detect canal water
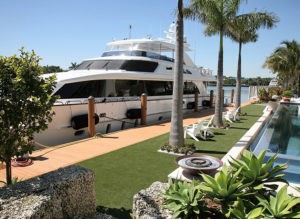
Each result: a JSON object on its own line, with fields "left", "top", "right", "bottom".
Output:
{"left": 208, "top": 86, "right": 249, "bottom": 104}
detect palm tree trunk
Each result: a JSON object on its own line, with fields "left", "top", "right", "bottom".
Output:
{"left": 169, "top": 0, "right": 184, "bottom": 147}
{"left": 5, "top": 159, "right": 12, "bottom": 185}
{"left": 214, "top": 31, "right": 224, "bottom": 127}
{"left": 235, "top": 42, "right": 242, "bottom": 112}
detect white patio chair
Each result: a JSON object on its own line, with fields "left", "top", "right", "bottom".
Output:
{"left": 197, "top": 116, "right": 215, "bottom": 140}
{"left": 184, "top": 123, "right": 202, "bottom": 141}
{"left": 223, "top": 106, "right": 240, "bottom": 123}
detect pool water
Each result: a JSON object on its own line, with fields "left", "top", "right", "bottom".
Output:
{"left": 251, "top": 103, "right": 300, "bottom": 184}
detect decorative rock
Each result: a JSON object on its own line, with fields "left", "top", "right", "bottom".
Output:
{"left": 0, "top": 165, "right": 96, "bottom": 219}
{"left": 132, "top": 181, "right": 172, "bottom": 219}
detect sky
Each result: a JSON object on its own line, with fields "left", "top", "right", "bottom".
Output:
{"left": 0, "top": 0, "right": 299, "bottom": 78}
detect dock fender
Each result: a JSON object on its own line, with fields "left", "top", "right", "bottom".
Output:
{"left": 71, "top": 113, "right": 99, "bottom": 130}
{"left": 126, "top": 108, "right": 141, "bottom": 119}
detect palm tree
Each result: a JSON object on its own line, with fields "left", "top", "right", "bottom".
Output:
{"left": 228, "top": 12, "right": 278, "bottom": 111}
{"left": 69, "top": 62, "right": 79, "bottom": 70}
{"left": 184, "top": 0, "right": 243, "bottom": 127}
{"left": 264, "top": 40, "right": 300, "bottom": 93}
{"left": 169, "top": 0, "right": 184, "bottom": 147}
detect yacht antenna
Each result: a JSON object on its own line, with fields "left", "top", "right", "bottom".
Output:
{"left": 129, "top": 25, "right": 132, "bottom": 39}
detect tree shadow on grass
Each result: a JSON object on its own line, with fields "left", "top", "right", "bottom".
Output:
{"left": 229, "top": 126, "right": 250, "bottom": 130}
{"left": 213, "top": 132, "right": 226, "bottom": 135}
{"left": 96, "top": 206, "right": 131, "bottom": 219}
{"left": 193, "top": 149, "right": 227, "bottom": 155}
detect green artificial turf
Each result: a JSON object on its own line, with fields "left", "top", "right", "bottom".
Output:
{"left": 78, "top": 104, "right": 265, "bottom": 218}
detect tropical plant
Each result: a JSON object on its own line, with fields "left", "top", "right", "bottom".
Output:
{"left": 199, "top": 165, "right": 252, "bottom": 217}
{"left": 184, "top": 0, "right": 244, "bottom": 127}
{"left": 163, "top": 179, "right": 206, "bottom": 219}
{"left": 69, "top": 62, "right": 79, "bottom": 70}
{"left": 256, "top": 185, "right": 300, "bottom": 218}
{"left": 169, "top": 0, "right": 184, "bottom": 148}
{"left": 0, "top": 48, "right": 57, "bottom": 184}
{"left": 230, "top": 198, "right": 264, "bottom": 219}
{"left": 258, "top": 88, "right": 270, "bottom": 101}
{"left": 282, "top": 90, "right": 294, "bottom": 98}
{"left": 229, "top": 150, "right": 288, "bottom": 194}
{"left": 264, "top": 40, "right": 300, "bottom": 93}
{"left": 228, "top": 11, "right": 278, "bottom": 112}
{"left": 0, "top": 177, "right": 22, "bottom": 186}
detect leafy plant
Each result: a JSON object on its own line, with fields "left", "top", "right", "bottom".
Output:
{"left": 282, "top": 90, "right": 294, "bottom": 98}
{"left": 199, "top": 165, "right": 252, "bottom": 217}
{"left": 0, "top": 48, "right": 57, "bottom": 185}
{"left": 258, "top": 88, "right": 270, "bottom": 101}
{"left": 163, "top": 179, "right": 206, "bottom": 219}
{"left": 160, "top": 142, "right": 195, "bottom": 154}
{"left": 257, "top": 185, "right": 300, "bottom": 218}
{"left": 229, "top": 150, "right": 288, "bottom": 193}
{"left": 0, "top": 177, "right": 22, "bottom": 186}
{"left": 230, "top": 198, "right": 264, "bottom": 219}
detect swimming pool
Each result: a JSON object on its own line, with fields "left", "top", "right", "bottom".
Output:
{"left": 251, "top": 103, "right": 300, "bottom": 184}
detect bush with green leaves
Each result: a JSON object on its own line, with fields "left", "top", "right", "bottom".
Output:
{"left": 199, "top": 165, "right": 253, "bottom": 217}
{"left": 282, "top": 90, "right": 294, "bottom": 98}
{"left": 230, "top": 198, "right": 264, "bottom": 219}
{"left": 163, "top": 179, "right": 206, "bottom": 219}
{"left": 258, "top": 88, "right": 270, "bottom": 101}
{"left": 257, "top": 185, "right": 300, "bottom": 218}
{"left": 229, "top": 150, "right": 288, "bottom": 194}
{"left": 163, "top": 150, "right": 299, "bottom": 218}
{"left": 0, "top": 48, "right": 56, "bottom": 185}
{"left": 160, "top": 142, "right": 195, "bottom": 154}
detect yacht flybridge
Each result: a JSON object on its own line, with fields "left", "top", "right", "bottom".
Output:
{"left": 35, "top": 23, "right": 216, "bottom": 146}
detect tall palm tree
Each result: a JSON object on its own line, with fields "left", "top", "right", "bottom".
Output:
{"left": 169, "top": 0, "right": 184, "bottom": 147}
{"left": 264, "top": 40, "right": 300, "bottom": 93}
{"left": 69, "top": 62, "right": 79, "bottom": 70}
{"left": 184, "top": 0, "right": 243, "bottom": 127}
{"left": 228, "top": 12, "right": 278, "bottom": 111}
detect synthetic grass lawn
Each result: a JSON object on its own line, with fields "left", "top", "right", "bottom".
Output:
{"left": 79, "top": 104, "right": 265, "bottom": 218}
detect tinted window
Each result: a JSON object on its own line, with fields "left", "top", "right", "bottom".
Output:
{"left": 54, "top": 80, "right": 199, "bottom": 98}
{"left": 75, "top": 60, "right": 158, "bottom": 72}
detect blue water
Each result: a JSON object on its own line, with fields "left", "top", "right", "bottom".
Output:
{"left": 252, "top": 103, "right": 300, "bottom": 184}
{"left": 208, "top": 86, "right": 249, "bottom": 104}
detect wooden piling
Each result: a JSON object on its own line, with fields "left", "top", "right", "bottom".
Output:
{"left": 209, "top": 90, "right": 214, "bottom": 108}
{"left": 230, "top": 89, "right": 234, "bottom": 104}
{"left": 141, "top": 93, "right": 147, "bottom": 125}
{"left": 88, "top": 96, "right": 95, "bottom": 137}
{"left": 194, "top": 92, "right": 199, "bottom": 112}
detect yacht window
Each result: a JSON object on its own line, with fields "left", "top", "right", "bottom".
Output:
{"left": 74, "top": 60, "right": 158, "bottom": 72}
{"left": 54, "top": 80, "right": 106, "bottom": 98}
{"left": 54, "top": 80, "right": 199, "bottom": 99}
{"left": 101, "top": 50, "right": 174, "bottom": 62}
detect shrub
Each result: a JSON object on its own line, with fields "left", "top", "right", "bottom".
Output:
{"left": 163, "top": 150, "right": 298, "bottom": 218}
{"left": 160, "top": 142, "right": 195, "bottom": 154}
{"left": 282, "top": 90, "right": 294, "bottom": 98}
{"left": 163, "top": 179, "right": 206, "bottom": 219}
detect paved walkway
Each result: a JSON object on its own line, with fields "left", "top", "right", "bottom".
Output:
{"left": 0, "top": 102, "right": 251, "bottom": 182}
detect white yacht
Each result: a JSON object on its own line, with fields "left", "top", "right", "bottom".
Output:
{"left": 269, "top": 78, "right": 279, "bottom": 87}
{"left": 35, "top": 24, "right": 216, "bottom": 146}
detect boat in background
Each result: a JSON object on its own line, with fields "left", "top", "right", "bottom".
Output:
{"left": 35, "top": 23, "right": 216, "bottom": 146}
{"left": 269, "top": 78, "right": 279, "bottom": 87}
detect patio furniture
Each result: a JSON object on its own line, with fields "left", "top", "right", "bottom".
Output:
{"left": 223, "top": 106, "right": 240, "bottom": 123}
{"left": 184, "top": 116, "right": 215, "bottom": 141}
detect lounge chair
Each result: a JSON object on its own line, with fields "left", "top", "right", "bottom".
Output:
{"left": 184, "top": 116, "right": 215, "bottom": 141}
{"left": 197, "top": 116, "right": 215, "bottom": 140}
{"left": 223, "top": 106, "right": 240, "bottom": 123}
{"left": 184, "top": 123, "right": 203, "bottom": 141}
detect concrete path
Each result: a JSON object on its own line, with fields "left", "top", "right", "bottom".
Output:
{"left": 0, "top": 102, "right": 251, "bottom": 183}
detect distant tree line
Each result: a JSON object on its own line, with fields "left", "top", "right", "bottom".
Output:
{"left": 209, "top": 76, "right": 272, "bottom": 86}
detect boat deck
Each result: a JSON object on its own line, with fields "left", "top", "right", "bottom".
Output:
{"left": 0, "top": 102, "right": 251, "bottom": 183}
